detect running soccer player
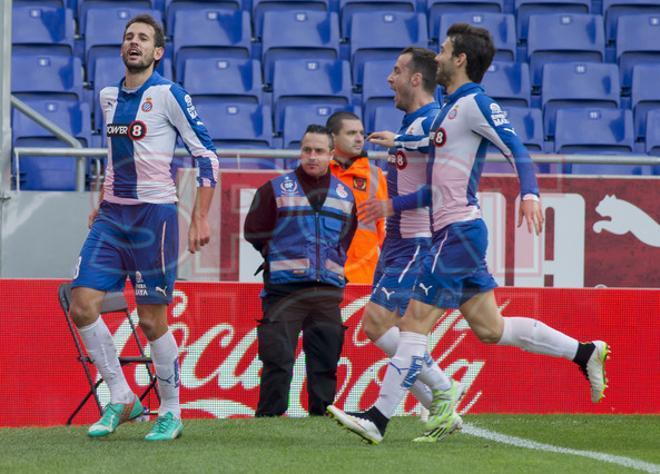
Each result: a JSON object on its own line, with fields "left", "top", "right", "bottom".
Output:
{"left": 328, "top": 47, "right": 462, "bottom": 442}
{"left": 327, "top": 24, "right": 609, "bottom": 444}
{"left": 68, "top": 14, "right": 219, "bottom": 441}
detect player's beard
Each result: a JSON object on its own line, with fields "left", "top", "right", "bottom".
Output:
{"left": 435, "top": 62, "right": 454, "bottom": 89}
{"left": 122, "top": 51, "right": 156, "bottom": 74}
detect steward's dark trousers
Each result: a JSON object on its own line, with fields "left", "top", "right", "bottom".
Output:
{"left": 255, "top": 287, "right": 346, "bottom": 417}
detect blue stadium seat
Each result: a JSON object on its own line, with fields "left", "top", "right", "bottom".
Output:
{"left": 282, "top": 104, "right": 359, "bottom": 148}
{"left": 78, "top": 0, "right": 153, "bottom": 34}
{"left": 646, "top": 109, "right": 660, "bottom": 155}
{"left": 197, "top": 99, "right": 276, "bottom": 169}
{"left": 195, "top": 99, "right": 273, "bottom": 148}
{"left": 13, "top": 138, "right": 79, "bottom": 190}
{"left": 165, "top": 0, "right": 241, "bottom": 33}
{"left": 12, "top": 98, "right": 91, "bottom": 143}
{"left": 541, "top": 62, "right": 619, "bottom": 137}
{"left": 272, "top": 59, "right": 352, "bottom": 131}
{"left": 516, "top": 0, "right": 590, "bottom": 41}
{"left": 12, "top": 98, "right": 92, "bottom": 191}
{"left": 367, "top": 103, "right": 404, "bottom": 134}
{"left": 253, "top": 0, "right": 329, "bottom": 38}
{"left": 527, "top": 13, "right": 605, "bottom": 87}
{"left": 12, "top": 5, "right": 75, "bottom": 55}
{"left": 350, "top": 12, "right": 428, "bottom": 86}
{"left": 437, "top": 13, "right": 516, "bottom": 60}
{"left": 482, "top": 61, "right": 530, "bottom": 108}
{"left": 616, "top": 14, "right": 660, "bottom": 89}
{"left": 183, "top": 58, "right": 262, "bottom": 103}
{"left": 503, "top": 106, "right": 544, "bottom": 152}
{"left": 261, "top": 10, "right": 340, "bottom": 85}
{"left": 11, "top": 53, "right": 83, "bottom": 101}
{"left": 603, "top": 0, "right": 660, "bottom": 43}
{"left": 173, "top": 9, "right": 252, "bottom": 81}
{"left": 554, "top": 107, "right": 634, "bottom": 154}
{"left": 427, "top": 0, "right": 503, "bottom": 40}
{"left": 85, "top": 8, "right": 162, "bottom": 82}
{"left": 483, "top": 107, "right": 546, "bottom": 172}
{"left": 340, "top": 0, "right": 415, "bottom": 39}
{"left": 362, "top": 59, "right": 394, "bottom": 104}
{"left": 631, "top": 64, "right": 660, "bottom": 139}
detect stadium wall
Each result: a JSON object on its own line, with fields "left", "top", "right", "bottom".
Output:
{"left": 1, "top": 280, "right": 658, "bottom": 427}
{"left": 2, "top": 171, "right": 657, "bottom": 287}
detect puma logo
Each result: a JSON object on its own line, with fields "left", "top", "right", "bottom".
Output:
{"left": 593, "top": 195, "right": 660, "bottom": 247}
{"left": 155, "top": 285, "right": 167, "bottom": 296}
{"left": 418, "top": 283, "right": 432, "bottom": 296}
{"left": 381, "top": 287, "right": 395, "bottom": 300}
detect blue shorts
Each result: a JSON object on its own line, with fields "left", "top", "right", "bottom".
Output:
{"left": 370, "top": 237, "right": 431, "bottom": 315}
{"left": 412, "top": 219, "right": 497, "bottom": 309}
{"left": 72, "top": 201, "right": 179, "bottom": 304}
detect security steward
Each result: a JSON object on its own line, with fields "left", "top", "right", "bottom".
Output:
{"left": 327, "top": 111, "right": 387, "bottom": 284}
{"left": 244, "top": 124, "right": 358, "bottom": 417}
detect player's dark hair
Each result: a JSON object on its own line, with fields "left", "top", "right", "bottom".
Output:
{"left": 326, "top": 111, "right": 361, "bottom": 135}
{"left": 446, "top": 23, "right": 496, "bottom": 83}
{"left": 124, "top": 14, "right": 166, "bottom": 67}
{"left": 400, "top": 47, "right": 437, "bottom": 95}
{"left": 303, "top": 124, "right": 334, "bottom": 149}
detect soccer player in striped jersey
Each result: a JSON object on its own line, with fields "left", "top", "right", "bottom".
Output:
{"left": 68, "top": 14, "right": 219, "bottom": 441}
{"left": 328, "top": 26, "right": 609, "bottom": 444}
{"left": 328, "top": 47, "right": 462, "bottom": 443}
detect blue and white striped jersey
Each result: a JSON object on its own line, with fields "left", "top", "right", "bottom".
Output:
{"left": 100, "top": 72, "right": 219, "bottom": 204}
{"left": 428, "top": 82, "right": 539, "bottom": 232}
{"left": 386, "top": 101, "right": 440, "bottom": 240}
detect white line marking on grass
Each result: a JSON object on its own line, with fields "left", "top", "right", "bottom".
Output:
{"left": 462, "top": 423, "right": 660, "bottom": 474}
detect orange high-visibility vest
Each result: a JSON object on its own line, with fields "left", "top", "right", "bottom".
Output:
{"left": 330, "top": 156, "right": 387, "bottom": 284}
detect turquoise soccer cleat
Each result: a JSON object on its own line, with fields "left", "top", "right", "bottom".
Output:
{"left": 88, "top": 398, "right": 145, "bottom": 438}
{"left": 144, "top": 412, "right": 184, "bottom": 441}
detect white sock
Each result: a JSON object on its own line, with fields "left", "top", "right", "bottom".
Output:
{"left": 375, "top": 328, "right": 450, "bottom": 407}
{"left": 498, "top": 317, "right": 579, "bottom": 360}
{"left": 374, "top": 331, "right": 428, "bottom": 418}
{"left": 149, "top": 330, "right": 181, "bottom": 418}
{"left": 78, "top": 318, "right": 134, "bottom": 404}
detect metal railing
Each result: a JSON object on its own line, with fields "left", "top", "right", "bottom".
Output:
{"left": 12, "top": 145, "right": 660, "bottom": 192}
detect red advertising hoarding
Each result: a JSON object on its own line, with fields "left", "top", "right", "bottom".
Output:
{"left": 219, "top": 172, "right": 660, "bottom": 287}
{"left": 1, "top": 280, "right": 658, "bottom": 427}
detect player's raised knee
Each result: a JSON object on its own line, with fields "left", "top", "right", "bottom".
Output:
{"left": 473, "top": 325, "right": 502, "bottom": 344}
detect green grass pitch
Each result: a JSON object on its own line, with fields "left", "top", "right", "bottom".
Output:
{"left": 1, "top": 415, "right": 658, "bottom": 473}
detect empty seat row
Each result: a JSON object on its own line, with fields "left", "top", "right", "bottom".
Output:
{"left": 15, "top": 0, "right": 660, "bottom": 43}
{"left": 14, "top": 6, "right": 660, "bottom": 90}
{"left": 13, "top": 46, "right": 660, "bottom": 140}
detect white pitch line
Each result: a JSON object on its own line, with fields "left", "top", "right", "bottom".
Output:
{"left": 462, "top": 423, "right": 660, "bottom": 474}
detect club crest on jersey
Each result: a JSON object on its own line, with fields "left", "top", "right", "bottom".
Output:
{"left": 141, "top": 98, "right": 153, "bottom": 112}
{"left": 432, "top": 127, "right": 447, "bottom": 147}
{"left": 280, "top": 177, "right": 298, "bottom": 195}
{"left": 448, "top": 107, "right": 458, "bottom": 120}
{"left": 336, "top": 183, "right": 348, "bottom": 199}
{"left": 106, "top": 120, "right": 147, "bottom": 141}
{"left": 353, "top": 177, "right": 367, "bottom": 191}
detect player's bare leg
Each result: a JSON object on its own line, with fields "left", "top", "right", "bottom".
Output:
{"left": 460, "top": 290, "right": 610, "bottom": 402}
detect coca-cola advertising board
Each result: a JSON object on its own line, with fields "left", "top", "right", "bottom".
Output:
{"left": 1, "top": 280, "right": 658, "bottom": 427}
{"left": 218, "top": 172, "right": 660, "bottom": 287}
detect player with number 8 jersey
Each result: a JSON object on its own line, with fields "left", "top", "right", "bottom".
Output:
{"left": 69, "top": 14, "right": 218, "bottom": 442}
